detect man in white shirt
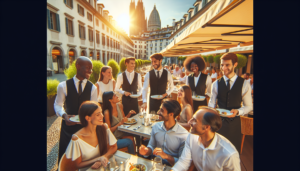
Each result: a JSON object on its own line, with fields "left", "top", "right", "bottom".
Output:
{"left": 172, "top": 107, "right": 241, "bottom": 171}
{"left": 172, "top": 65, "right": 182, "bottom": 77}
{"left": 208, "top": 53, "right": 253, "bottom": 153}
{"left": 139, "top": 99, "right": 189, "bottom": 166}
{"left": 54, "top": 56, "right": 98, "bottom": 163}
{"left": 179, "top": 70, "right": 190, "bottom": 84}
{"left": 141, "top": 53, "right": 174, "bottom": 113}
{"left": 243, "top": 73, "right": 251, "bottom": 83}
{"left": 115, "top": 57, "right": 142, "bottom": 117}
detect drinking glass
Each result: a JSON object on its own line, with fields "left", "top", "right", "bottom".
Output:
{"left": 153, "top": 157, "right": 163, "bottom": 171}
{"left": 192, "top": 91, "right": 196, "bottom": 97}
{"left": 150, "top": 111, "right": 156, "bottom": 122}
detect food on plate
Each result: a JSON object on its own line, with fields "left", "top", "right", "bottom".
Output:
{"left": 125, "top": 119, "right": 136, "bottom": 123}
{"left": 129, "top": 163, "right": 146, "bottom": 171}
{"left": 139, "top": 115, "right": 144, "bottom": 119}
{"left": 216, "top": 110, "right": 220, "bottom": 114}
{"left": 222, "top": 112, "right": 227, "bottom": 115}
{"left": 151, "top": 115, "right": 159, "bottom": 120}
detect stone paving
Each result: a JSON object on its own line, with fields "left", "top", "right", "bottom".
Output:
{"left": 47, "top": 115, "right": 62, "bottom": 171}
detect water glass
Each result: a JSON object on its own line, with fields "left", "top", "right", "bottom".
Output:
{"left": 153, "top": 157, "right": 163, "bottom": 171}
{"left": 192, "top": 91, "right": 196, "bottom": 97}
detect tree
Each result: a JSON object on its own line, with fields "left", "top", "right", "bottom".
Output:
{"left": 236, "top": 54, "right": 247, "bottom": 69}
{"left": 107, "top": 59, "right": 120, "bottom": 80}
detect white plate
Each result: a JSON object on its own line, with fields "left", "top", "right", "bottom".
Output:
{"left": 128, "top": 163, "right": 147, "bottom": 171}
{"left": 216, "top": 108, "right": 233, "bottom": 117}
{"left": 124, "top": 118, "right": 137, "bottom": 125}
{"left": 173, "top": 80, "right": 181, "bottom": 82}
{"left": 192, "top": 95, "right": 206, "bottom": 101}
{"left": 151, "top": 95, "right": 164, "bottom": 99}
{"left": 69, "top": 115, "right": 80, "bottom": 123}
{"left": 130, "top": 94, "right": 140, "bottom": 98}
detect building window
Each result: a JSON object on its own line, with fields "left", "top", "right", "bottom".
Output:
{"left": 160, "top": 47, "right": 162, "bottom": 50}
{"left": 160, "top": 43, "right": 162, "bottom": 46}
{"left": 88, "top": 28, "right": 93, "bottom": 42}
{"left": 96, "top": 32, "right": 100, "bottom": 44}
{"left": 87, "top": 12, "right": 92, "bottom": 21}
{"left": 135, "top": 50, "right": 137, "bottom": 53}
{"left": 79, "top": 24, "right": 85, "bottom": 39}
{"left": 64, "top": 0, "right": 73, "bottom": 8}
{"left": 102, "top": 23, "right": 105, "bottom": 30}
{"left": 96, "top": 19, "right": 99, "bottom": 26}
{"left": 135, "top": 41, "right": 137, "bottom": 43}
{"left": 195, "top": 4, "right": 199, "bottom": 13}
{"left": 107, "top": 27, "right": 109, "bottom": 32}
{"left": 47, "top": 9, "right": 60, "bottom": 32}
{"left": 135, "top": 45, "right": 137, "bottom": 48}
{"left": 155, "top": 43, "right": 157, "bottom": 46}
{"left": 65, "top": 18, "right": 73, "bottom": 35}
{"left": 102, "top": 33, "right": 105, "bottom": 45}
{"left": 78, "top": 5, "right": 84, "bottom": 16}
{"left": 144, "top": 46, "right": 146, "bottom": 48}
{"left": 107, "top": 36, "right": 110, "bottom": 47}
{"left": 188, "top": 12, "right": 191, "bottom": 20}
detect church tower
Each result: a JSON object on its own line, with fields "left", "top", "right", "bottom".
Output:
{"left": 148, "top": 4, "right": 161, "bottom": 31}
{"left": 129, "top": 0, "right": 147, "bottom": 36}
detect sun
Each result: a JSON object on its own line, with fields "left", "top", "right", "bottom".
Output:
{"left": 116, "top": 13, "right": 130, "bottom": 35}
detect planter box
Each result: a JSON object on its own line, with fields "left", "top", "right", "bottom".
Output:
{"left": 47, "top": 94, "right": 57, "bottom": 117}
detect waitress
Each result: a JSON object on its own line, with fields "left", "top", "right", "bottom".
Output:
{"left": 184, "top": 55, "right": 212, "bottom": 112}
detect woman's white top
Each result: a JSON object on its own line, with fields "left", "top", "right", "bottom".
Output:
{"left": 97, "top": 80, "right": 114, "bottom": 103}
{"left": 65, "top": 128, "right": 117, "bottom": 171}
{"left": 211, "top": 72, "right": 218, "bottom": 79}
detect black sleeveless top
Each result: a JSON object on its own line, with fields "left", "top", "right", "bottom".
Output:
{"left": 122, "top": 72, "right": 138, "bottom": 94}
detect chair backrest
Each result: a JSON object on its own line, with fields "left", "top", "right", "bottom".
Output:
{"left": 240, "top": 116, "right": 253, "bottom": 135}
{"left": 58, "top": 153, "right": 78, "bottom": 171}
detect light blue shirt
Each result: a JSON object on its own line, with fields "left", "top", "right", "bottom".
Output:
{"left": 146, "top": 121, "right": 189, "bottom": 163}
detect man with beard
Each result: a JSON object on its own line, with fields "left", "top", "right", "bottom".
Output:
{"left": 208, "top": 53, "right": 252, "bottom": 153}
{"left": 171, "top": 107, "right": 240, "bottom": 171}
{"left": 139, "top": 99, "right": 189, "bottom": 166}
{"left": 243, "top": 73, "right": 250, "bottom": 83}
{"left": 54, "top": 57, "right": 98, "bottom": 163}
{"left": 141, "top": 53, "right": 174, "bottom": 113}
{"left": 184, "top": 55, "right": 212, "bottom": 112}
{"left": 115, "top": 57, "right": 142, "bottom": 117}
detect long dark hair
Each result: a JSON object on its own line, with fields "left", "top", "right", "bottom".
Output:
{"left": 78, "top": 101, "right": 108, "bottom": 156}
{"left": 102, "top": 91, "right": 114, "bottom": 126}
{"left": 99, "top": 66, "right": 112, "bottom": 82}
{"left": 181, "top": 85, "right": 194, "bottom": 113}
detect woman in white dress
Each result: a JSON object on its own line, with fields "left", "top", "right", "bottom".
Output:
{"left": 176, "top": 85, "right": 194, "bottom": 128}
{"left": 211, "top": 68, "right": 218, "bottom": 82}
{"left": 95, "top": 66, "right": 116, "bottom": 104}
{"left": 65, "top": 101, "right": 118, "bottom": 171}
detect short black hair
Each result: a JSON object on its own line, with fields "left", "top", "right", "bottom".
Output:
{"left": 198, "top": 107, "right": 222, "bottom": 132}
{"left": 150, "top": 53, "right": 163, "bottom": 60}
{"left": 161, "top": 99, "right": 182, "bottom": 118}
{"left": 184, "top": 55, "right": 206, "bottom": 72}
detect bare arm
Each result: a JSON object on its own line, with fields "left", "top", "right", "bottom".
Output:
{"left": 178, "top": 105, "right": 193, "bottom": 128}
{"left": 119, "top": 103, "right": 134, "bottom": 118}
{"left": 113, "top": 80, "right": 116, "bottom": 91}
{"left": 102, "top": 124, "right": 118, "bottom": 159}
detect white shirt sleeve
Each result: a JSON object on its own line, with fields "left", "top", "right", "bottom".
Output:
{"left": 54, "top": 82, "right": 67, "bottom": 117}
{"left": 107, "top": 128, "right": 117, "bottom": 145}
{"left": 91, "top": 85, "right": 98, "bottom": 102}
{"left": 137, "top": 74, "right": 143, "bottom": 96}
{"left": 223, "top": 152, "right": 241, "bottom": 171}
{"left": 166, "top": 71, "right": 175, "bottom": 96}
{"left": 172, "top": 134, "right": 192, "bottom": 171}
{"left": 65, "top": 138, "right": 81, "bottom": 161}
{"left": 115, "top": 74, "right": 125, "bottom": 95}
{"left": 186, "top": 76, "right": 189, "bottom": 86}
{"left": 142, "top": 72, "right": 150, "bottom": 103}
{"left": 145, "top": 126, "right": 156, "bottom": 158}
{"left": 206, "top": 75, "right": 212, "bottom": 97}
{"left": 238, "top": 80, "right": 253, "bottom": 115}
{"left": 208, "top": 80, "right": 218, "bottom": 108}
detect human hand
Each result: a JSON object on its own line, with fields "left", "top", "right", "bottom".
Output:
{"left": 98, "top": 156, "right": 108, "bottom": 167}
{"left": 153, "top": 148, "right": 168, "bottom": 159}
{"left": 91, "top": 161, "right": 102, "bottom": 169}
{"left": 162, "top": 93, "right": 168, "bottom": 98}
{"left": 227, "top": 109, "right": 239, "bottom": 118}
{"left": 128, "top": 110, "right": 136, "bottom": 117}
{"left": 62, "top": 114, "right": 78, "bottom": 126}
{"left": 125, "top": 92, "right": 131, "bottom": 96}
{"left": 141, "top": 103, "right": 147, "bottom": 111}
{"left": 139, "top": 145, "right": 149, "bottom": 156}
{"left": 119, "top": 117, "right": 127, "bottom": 125}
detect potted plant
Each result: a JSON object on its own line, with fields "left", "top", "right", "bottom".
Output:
{"left": 47, "top": 79, "right": 60, "bottom": 117}
{"left": 119, "top": 57, "right": 127, "bottom": 72}
{"left": 107, "top": 59, "right": 120, "bottom": 80}
{"left": 236, "top": 54, "right": 248, "bottom": 76}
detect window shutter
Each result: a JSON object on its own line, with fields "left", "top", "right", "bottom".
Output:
{"left": 71, "top": 0, "right": 73, "bottom": 8}
{"left": 64, "top": 0, "right": 66, "bottom": 4}
{"left": 65, "top": 18, "right": 68, "bottom": 34}
{"left": 78, "top": 4, "right": 79, "bottom": 13}
{"left": 47, "top": 9, "right": 52, "bottom": 29}
{"left": 56, "top": 14, "right": 60, "bottom": 32}
{"left": 79, "top": 25, "right": 81, "bottom": 38}
{"left": 84, "top": 27, "right": 86, "bottom": 39}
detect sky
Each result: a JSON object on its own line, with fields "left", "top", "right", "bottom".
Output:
{"left": 97, "top": 0, "right": 196, "bottom": 35}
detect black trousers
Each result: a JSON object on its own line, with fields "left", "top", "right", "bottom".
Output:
{"left": 58, "top": 119, "right": 83, "bottom": 163}
{"left": 217, "top": 116, "right": 241, "bottom": 153}
{"left": 192, "top": 99, "right": 207, "bottom": 113}
{"left": 149, "top": 98, "right": 163, "bottom": 113}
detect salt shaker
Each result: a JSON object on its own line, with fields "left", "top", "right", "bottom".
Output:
{"left": 119, "top": 161, "right": 125, "bottom": 171}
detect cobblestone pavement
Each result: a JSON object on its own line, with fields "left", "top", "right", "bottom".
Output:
{"left": 47, "top": 115, "right": 62, "bottom": 171}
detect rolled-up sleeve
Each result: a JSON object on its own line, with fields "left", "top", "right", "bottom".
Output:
{"left": 142, "top": 72, "right": 150, "bottom": 103}
{"left": 145, "top": 126, "right": 157, "bottom": 158}
{"left": 223, "top": 152, "right": 241, "bottom": 171}
{"left": 238, "top": 80, "right": 253, "bottom": 115}
{"left": 172, "top": 134, "right": 192, "bottom": 171}
{"left": 205, "top": 75, "right": 212, "bottom": 97}
{"left": 54, "top": 82, "right": 66, "bottom": 117}
{"left": 166, "top": 71, "right": 174, "bottom": 95}
{"left": 208, "top": 80, "right": 218, "bottom": 108}
{"left": 91, "top": 85, "right": 98, "bottom": 102}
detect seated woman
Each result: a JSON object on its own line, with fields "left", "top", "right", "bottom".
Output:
{"left": 96, "top": 66, "right": 116, "bottom": 106}
{"left": 65, "top": 101, "right": 117, "bottom": 171}
{"left": 211, "top": 68, "right": 218, "bottom": 82}
{"left": 102, "top": 91, "right": 136, "bottom": 155}
{"left": 176, "top": 85, "right": 194, "bottom": 128}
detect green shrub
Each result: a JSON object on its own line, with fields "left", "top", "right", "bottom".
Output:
{"left": 236, "top": 54, "right": 248, "bottom": 69}
{"left": 107, "top": 59, "right": 120, "bottom": 80}
{"left": 214, "top": 54, "right": 222, "bottom": 64}
{"left": 202, "top": 56, "right": 207, "bottom": 62}
{"left": 64, "top": 59, "right": 104, "bottom": 84}
{"left": 119, "top": 57, "right": 126, "bottom": 72}
{"left": 207, "top": 55, "right": 214, "bottom": 64}
{"left": 47, "top": 79, "right": 60, "bottom": 99}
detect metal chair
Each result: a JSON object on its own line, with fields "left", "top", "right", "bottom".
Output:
{"left": 240, "top": 115, "right": 253, "bottom": 154}
{"left": 58, "top": 153, "right": 78, "bottom": 171}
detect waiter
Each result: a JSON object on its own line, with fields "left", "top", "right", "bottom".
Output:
{"left": 208, "top": 53, "right": 253, "bottom": 153}
{"left": 184, "top": 55, "right": 212, "bottom": 112}
{"left": 115, "top": 57, "right": 142, "bottom": 117}
{"left": 141, "top": 53, "right": 174, "bottom": 113}
{"left": 54, "top": 56, "right": 98, "bottom": 163}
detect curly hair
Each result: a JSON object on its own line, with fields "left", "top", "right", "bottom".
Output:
{"left": 183, "top": 55, "right": 206, "bottom": 72}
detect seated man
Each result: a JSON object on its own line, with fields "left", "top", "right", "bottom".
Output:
{"left": 179, "top": 70, "right": 190, "bottom": 84}
{"left": 139, "top": 99, "right": 189, "bottom": 166}
{"left": 172, "top": 65, "right": 182, "bottom": 77}
{"left": 172, "top": 107, "right": 241, "bottom": 171}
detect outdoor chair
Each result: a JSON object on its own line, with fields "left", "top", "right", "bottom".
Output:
{"left": 58, "top": 153, "right": 78, "bottom": 171}
{"left": 240, "top": 116, "right": 253, "bottom": 154}
{"left": 118, "top": 147, "right": 129, "bottom": 153}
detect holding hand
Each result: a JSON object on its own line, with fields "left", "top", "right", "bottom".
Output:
{"left": 141, "top": 103, "right": 147, "bottom": 111}
{"left": 62, "top": 114, "right": 78, "bottom": 126}
{"left": 124, "top": 92, "right": 131, "bottom": 96}
{"left": 153, "top": 148, "right": 168, "bottom": 159}
{"left": 119, "top": 117, "right": 128, "bottom": 125}
{"left": 162, "top": 93, "right": 168, "bottom": 98}
{"left": 227, "top": 109, "right": 239, "bottom": 118}
{"left": 97, "top": 156, "right": 108, "bottom": 167}
{"left": 91, "top": 161, "right": 102, "bottom": 169}
{"left": 139, "top": 145, "right": 149, "bottom": 156}
{"left": 127, "top": 110, "right": 136, "bottom": 117}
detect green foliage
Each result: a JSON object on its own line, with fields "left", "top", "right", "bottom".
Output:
{"left": 214, "top": 54, "right": 222, "bottom": 64}
{"left": 207, "top": 55, "right": 214, "bottom": 64}
{"left": 202, "top": 56, "right": 208, "bottom": 62}
{"left": 119, "top": 57, "right": 127, "bottom": 72}
{"left": 236, "top": 54, "right": 248, "bottom": 69}
{"left": 107, "top": 59, "right": 120, "bottom": 80}
{"left": 64, "top": 59, "right": 104, "bottom": 84}
{"left": 47, "top": 79, "right": 60, "bottom": 98}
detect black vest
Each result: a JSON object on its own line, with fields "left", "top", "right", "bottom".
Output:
{"left": 188, "top": 73, "right": 207, "bottom": 96}
{"left": 65, "top": 78, "right": 93, "bottom": 114}
{"left": 122, "top": 72, "right": 138, "bottom": 94}
{"left": 217, "top": 76, "right": 244, "bottom": 110}
{"left": 121, "top": 72, "right": 139, "bottom": 115}
{"left": 149, "top": 69, "right": 168, "bottom": 95}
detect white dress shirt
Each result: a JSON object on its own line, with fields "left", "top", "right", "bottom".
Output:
{"left": 179, "top": 76, "right": 187, "bottom": 83}
{"left": 211, "top": 72, "right": 218, "bottom": 79}
{"left": 145, "top": 121, "right": 189, "bottom": 163}
{"left": 173, "top": 69, "right": 182, "bottom": 77}
{"left": 115, "top": 69, "right": 143, "bottom": 95}
{"left": 142, "top": 68, "right": 174, "bottom": 103}
{"left": 186, "top": 72, "right": 212, "bottom": 97}
{"left": 208, "top": 74, "right": 253, "bottom": 115}
{"left": 54, "top": 76, "right": 98, "bottom": 117}
{"left": 172, "top": 133, "right": 241, "bottom": 171}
